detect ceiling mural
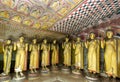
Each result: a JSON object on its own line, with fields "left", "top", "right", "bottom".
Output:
{"left": 0, "top": 0, "right": 82, "bottom": 29}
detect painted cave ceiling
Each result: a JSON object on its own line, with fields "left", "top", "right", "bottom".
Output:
{"left": 0, "top": 0, "right": 120, "bottom": 40}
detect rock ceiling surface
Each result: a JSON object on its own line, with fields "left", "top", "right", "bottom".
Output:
{"left": 0, "top": 0, "right": 120, "bottom": 40}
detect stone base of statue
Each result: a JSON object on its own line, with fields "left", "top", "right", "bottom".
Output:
{"left": 85, "top": 72, "right": 99, "bottom": 81}
{"left": 61, "top": 66, "right": 70, "bottom": 74}
{"left": 41, "top": 68, "right": 50, "bottom": 76}
{"left": 72, "top": 69, "right": 81, "bottom": 75}
{"left": 28, "top": 71, "right": 39, "bottom": 80}
{"left": 100, "top": 72, "right": 108, "bottom": 77}
{"left": 51, "top": 66, "right": 59, "bottom": 73}
{"left": 13, "top": 74, "right": 25, "bottom": 80}
{"left": 0, "top": 73, "right": 11, "bottom": 81}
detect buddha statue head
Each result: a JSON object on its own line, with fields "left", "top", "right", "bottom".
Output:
{"left": 33, "top": 38, "right": 37, "bottom": 44}
{"left": 77, "top": 37, "right": 80, "bottom": 42}
{"left": 65, "top": 37, "right": 69, "bottom": 42}
{"left": 43, "top": 39, "right": 47, "bottom": 44}
{"left": 53, "top": 40, "right": 56, "bottom": 44}
{"left": 106, "top": 30, "right": 113, "bottom": 39}
{"left": 19, "top": 36, "right": 24, "bottom": 43}
{"left": 89, "top": 32, "right": 95, "bottom": 40}
{"left": 6, "top": 39, "right": 11, "bottom": 44}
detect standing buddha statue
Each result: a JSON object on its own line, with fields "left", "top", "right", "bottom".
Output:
{"left": 41, "top": 39, "right": 50, "bottom": 71}
{"left": 51, "top": 40, "right": 59, "bottom": 67}
{"left": 2, "top": 39, "right": 13, "bottom": 75}
{"left": 101, "top": 30, "right": 117, "bottom": 78}
{"left": 14, "top": 36, "right": 28, "bottom": 78}
{"left": 62, "top": 37, "right": 71, "bottom": 67}
{"left": 85, "top": 32, "right": 100, "bottom": 74}
{"left": 29, "top": 39, "right": 40, "bottom": 73}
{"left": 73, "top": 37, "right": 83, "bottom": 72}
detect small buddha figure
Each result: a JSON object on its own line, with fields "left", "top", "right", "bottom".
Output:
{"left": 41, "top": 39, "right": 50, "bottom": 71}
{"left": 1, "top": 0, "right": 15, "bottom": 8}
{"left": 18, "top": 4, "right": 29, "bottom": 14}
{"left": 62, "top": 37, "right": 71, "bottom": 67}
{"left": 101, "top": 30, "right": 117, "bottom": 78}
{"left": 73, "top": 37, "right": 83, "bottom": 71}
{"left": 14, "top": 36, "right": 28, "bottom": 78}
{"left": 85, "top": 32, "right": 100, "bottom": 74}
{"left": 29, "top": 39, "right": 40, "bottom": 73}
{"left": 2, "top": 39, "right": 13, "bottom": 75}
{"left": 51, "top": 40, "right": 59, "bottom": 67}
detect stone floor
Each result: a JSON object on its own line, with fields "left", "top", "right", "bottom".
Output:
{"left": 0, "top": 70, "right": 120, "bottom": 82}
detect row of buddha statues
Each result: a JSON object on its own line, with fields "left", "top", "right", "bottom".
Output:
{"left": 1, "top": 30, "right": 120, "bottom": 79}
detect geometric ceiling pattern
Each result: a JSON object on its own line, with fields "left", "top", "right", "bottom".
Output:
{"left": 49, "top": 0, "right": 120, "bottom": 35}
{"left": 0, "top": 0, "right": 82, "bottom": 29}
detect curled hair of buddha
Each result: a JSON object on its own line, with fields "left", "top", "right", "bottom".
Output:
{"left": 6, "top": 38, "right": 12, "bottom": 41}
{"left": 106, "top": 29, "right": 113, "bottom": 33}
{"left": 106, "top": 26, "right": 113, "bottom": 32}
{"left": 90, "top": 32, "right": 95, "bottom": 34}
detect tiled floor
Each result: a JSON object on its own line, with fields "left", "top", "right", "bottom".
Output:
{"left": 0, "top": 70, "right": 120, "bottom": 82}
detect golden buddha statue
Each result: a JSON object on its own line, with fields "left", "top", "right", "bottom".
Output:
{"left": 73, "top": 37, "right": 83, "bottom": 70}
{"left": 41, "top": 39, "right": 50, "bottom": 70}
{"left": 14, "top": 36, "right": 28, "bottom": 78}
{"left": 101, "top": 30, "right": 117, "bottom": 78}
{"left": 29, "top": 39, "right": 40, "bottom": 73}
{"left": 2, "top": 39, "right": 13, "bottom": 75}
{"left": 51, "top": 40, "right": 59, "bottom": 67}
{"left": 118, "top": 39, "right": 120, "bottom": 78}
{"left": 85, "top": 32, "right": 100, "bottom": 74}
{"left": 62, "top": 37, "right": 71, "bottom": 67}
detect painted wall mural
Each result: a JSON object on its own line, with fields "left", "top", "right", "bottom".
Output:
{"left": 0, "top": 0, "right": 82, "bottom": 29}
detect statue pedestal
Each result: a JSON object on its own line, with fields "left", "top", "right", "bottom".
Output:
{"left": 28, "top": 72, "right": 39, "bottom": 80}
{"left": 61, "top": 66, "right": 70, "bottom": 74}
{"left": 0, "top": 74, "right": 11, "bottom": 81}
{"left": 100, "top": 73, "right": 108, "bottom": 77}
{"left": 41, "top": 68, "right": 50, "bottom": 76}
{"left": 12, "top": 73, "right": 25, "bottom": 80}
{"left": 13, "top": 76, "right": 25, "bottom": 80}
{"left": 72, "top": 69, "right": 81, "bottom": 75}
{"left": 85, "top": 72, "right": 99, "bottom": 81}
{"left": 51, "top": 66, "right": 59, "bottom": 73}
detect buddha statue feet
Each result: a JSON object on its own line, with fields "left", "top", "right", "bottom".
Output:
{"left": 20, "top": 72, "right": 24, "bottom": 77}
{"left": 34, "top": 69, "right": 37, "bottom": 73}
{"left": 45, "top": 68, "right": 50, "bottom": 71}
{"left": 30, "top": 70, "right": 34, "bottom": 74}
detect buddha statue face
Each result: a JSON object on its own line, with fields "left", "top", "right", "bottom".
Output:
{"left": 43, "top": 39, "right": 47, "bottom": 44}
{"left": 33, "top": 39, "right": 37, "bottom": 44}
{"left": 7, "top": 39, "right": 11, "bottom": 44}
{"left": 89, "top": 33, "right": 95, "bottom": 40}
{"left": 106, "top": 30, "right": 113, "bottom": 39}
{"left": 65, "top": 38, "right": 69, "bottom": 42}
{"left": 77, "top": 37, "right": 80, "bottom": 42}
{"left": 19, "top": 36, "right": 24, "bottom": 43}
{"left": 53, "top": 40, "right": 56, "bottom": 44}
